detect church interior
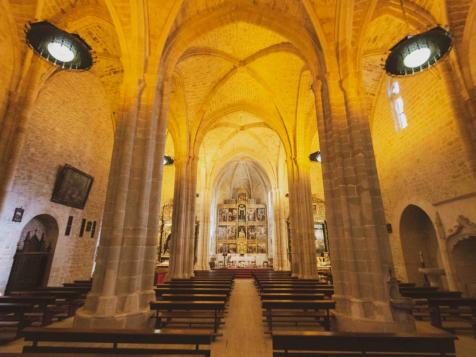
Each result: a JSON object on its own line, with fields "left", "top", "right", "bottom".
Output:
{"left": 0, "top": 0, "right": 476, "bottom": 355}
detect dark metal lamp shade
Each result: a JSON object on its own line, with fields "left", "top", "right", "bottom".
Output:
{"left": 163, "top": 156, "right": 174, "bottom": 165}
{"left": 26, "top": 21, "right": 93, "bottom": 70}
{"left": 385, "top": 26, "right": 452, "bottom": 76}
{"left": 309, "top": 151, "right": 321, "bottom": 163}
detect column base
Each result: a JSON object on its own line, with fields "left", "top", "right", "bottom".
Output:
{"left": 74, "top": 307, "right": 152, "bottom": 328}
{"left": 333, "top": 296, "right": 416, "bottom": 333}
{"left": 334, "top": 311, "right": 416, "bottom": 333}
{"left": 74, "top": 291, "right": 156, "bottom": 329}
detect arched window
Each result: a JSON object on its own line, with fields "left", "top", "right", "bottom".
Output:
{"left": 388, "top": 80, "right": 407, "bottom": 131}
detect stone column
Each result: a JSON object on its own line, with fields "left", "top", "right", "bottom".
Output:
{"left": 272, "top": 188, "right": 290, "bottom": 271}
{"left": 195, "top": 177, "right": 211, "bottom": 271}
{"left": 287, "top": 158, "right": 318, "bottom": 279}
{"left": 316, "top": 74, "right": 414, "bottom": 332}
{"left": 74, "top": 79, "right": 164, "bottom": 328}
{"left": 167, "top": 155, "right": 198, "bottom": 279}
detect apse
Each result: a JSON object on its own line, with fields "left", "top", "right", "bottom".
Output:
{"left": 209, "top": 158, "right": 274, "bottom": 268}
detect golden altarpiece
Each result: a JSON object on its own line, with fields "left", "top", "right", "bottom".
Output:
{"left": 216, "top": 189, "right": 268, "bottom": 267}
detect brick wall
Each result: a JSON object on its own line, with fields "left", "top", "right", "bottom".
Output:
{"left": 0, "top": 3, "right": 16, "bottom": 123}
{"left": 371, "top": 69, "right": 476, "bottom": 281}
{"left": 0, "top": 70, "right": 114, "bottom": 292}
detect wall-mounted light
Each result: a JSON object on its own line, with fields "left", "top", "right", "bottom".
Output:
{"left": 26, "top": 21, "right": 93, "bottom": 70}
{"left": 385, "top": 26, "right": 452, "bottom": 76}
{"left": 163, "top": 155, "right": 174, "bottom": 166}
{"left": 309, "top": 151, "right": 321, "bottom": 163}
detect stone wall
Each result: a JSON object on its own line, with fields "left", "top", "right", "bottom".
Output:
{"left": 0, "top": 1, "right": 16, "bottom": 123}
{"left": 0, "top": 71, "right": 114, "bottom": 292}
{"left": 371, "top": 69, "right": 476, "bottom": 282}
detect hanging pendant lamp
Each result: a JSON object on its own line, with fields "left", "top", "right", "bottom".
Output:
{"left": 309, "top": 151, "right": 321, "bottom": 163}
{"left": 26, "top": 21, "right": 93, "bottom": 70}
{"left": 163, "top": 156, "right": 174, "bottom": 165}
{"left": 385, "top": 1, "right": 452, "bottom": 76}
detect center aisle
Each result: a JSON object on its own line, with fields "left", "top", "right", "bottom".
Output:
{"left": 212, "top": 278, "right": 272, "bottom": 357}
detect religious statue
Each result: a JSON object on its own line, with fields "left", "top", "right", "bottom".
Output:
{"left": 238, "top": 204, "right": 246, "bottom": 221}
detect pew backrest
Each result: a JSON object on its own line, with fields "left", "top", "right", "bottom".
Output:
{"left": 272, "top": 331, "right": 456, "bottom": 356}
{"left": 22, "top": 327, "right": 213, "bottom": 356}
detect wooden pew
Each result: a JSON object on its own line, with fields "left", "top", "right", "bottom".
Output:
{"left": 150, "top": 300, "right": 226, "bottom": 334}
{"left": 159, "top": 294, "right": 227, "bottom": 302}
{"left": 155, "top": 287, "right": 231, "bottom": 298}
{"left": 400, "top": 290, "right": 462, "bottom": 299}
{"left": 428, "top": 297, "right": 476, "bottom": 336}
{"left": 0, "top": 302, "right": 34, "bottom": 339}
{"left": 162, "top": 283, "right": 232, "bottom": 289}
{"left": 22, "top": 327, "right": 213, "bottom": 356}
{"left": 399, "top": 290, "right": 464, "bottom": 321}
{"left": 261, "top": 288, "right": 334, "bottom": 297}
{"left": 272, "top": 330, "right": 456, "bottom": 356}
{"left": 262, "top": 300, "right": 335, "bottom": 332}
{"left": 172, "top": 279, "right": 233, "bottom": 283}
{"left": 261, "top": 293, "right": 325, "bottom": 301}
{"left": 11, "top": 290, "right": 85, "bottom": 317}
{"left": 0, "top": 296, "right": 56, "bottom": 326}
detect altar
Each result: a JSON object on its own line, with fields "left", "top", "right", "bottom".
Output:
{"left": 214, "top": 253, "right": 269, "bottom": 268}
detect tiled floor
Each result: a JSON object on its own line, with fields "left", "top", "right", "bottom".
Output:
{"left": 0, "top": 279, "right": 474, "bottom": 356}
{"left": 211, "top": 279, "right": 272, "bottom": 356}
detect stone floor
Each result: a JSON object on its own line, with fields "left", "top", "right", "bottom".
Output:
{"left": 211, "top": 279, "right": 272, "bottom": 356}
{"left": 0, "top": 279, "right": 475, "bottom": 356}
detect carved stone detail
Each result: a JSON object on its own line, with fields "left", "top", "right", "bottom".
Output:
{"left": 446, "top": 215, "right": 476, "bottom": 252}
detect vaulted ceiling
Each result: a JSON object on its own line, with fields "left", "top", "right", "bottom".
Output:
{"left": 167, "top": 5, "right": 320, "bottom": 178}
{"left": 3, "top": 0, "right": 476, "bottom": 144}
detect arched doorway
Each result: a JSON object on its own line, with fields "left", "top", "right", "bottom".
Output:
{"left": 6, "top": 214, "right": 59, "bottom": 293}
{"left": 399, "top": 205, "right": 441, "bottom": 285}
{"left": 451, "top": 236, "right": 476, "bottom": 297}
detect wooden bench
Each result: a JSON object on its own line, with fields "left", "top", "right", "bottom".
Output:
{"left": 0, "top": 302, "right": 35, "bottom": 339}
{"left": 162, "top": 283, "right": 232, "bottom": 289}
{"left": 262, "top": 300, "right": 335, "bottom": 332}
{"left": 11, "top": 290, "right": 84, "bottom": 316}
{"left": 257, "top": 283, "right": 332, "bottom": 290}
{"left": 400, "top": 290, "right": 461, "bottom": 299}
{"left": 22, "top": 327, "right": 213, "bottom": 356}
{"left": 428, "top": 297, "right": 476, "bottom": 336}
{"left": 261, "top": 293, "right": 325, "bottom": 300}
{"left": 0, "top": 296, "right": 56, "bottom": 326}
{"left": 399, "top": 290, "right": 464, "bottom": 320}
{"left": 159, "top": 294, "right": 227, "bottom": 302}
{"left": 272, "top": 330, "right": 457, "bottom": 356}
{"left": 150, "top": 300, "right": 226, "bottom": 334}
{"left": 155, "top": 287, "right": 230, "bottom": 298}
{"left": 261, "top": 288, "right": 334, "bottom": 297}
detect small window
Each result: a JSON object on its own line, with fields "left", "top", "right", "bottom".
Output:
{"left": 388, "top": 79, "right": 407, "bottom": 131}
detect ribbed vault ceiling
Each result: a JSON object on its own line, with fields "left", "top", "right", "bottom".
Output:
{"left": 168, "top": 15, "right": 319, "bottom": 176}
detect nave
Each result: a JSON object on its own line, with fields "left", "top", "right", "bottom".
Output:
{"left": 1, "top": 0, "right": 476, "bottom": 355}
{"left": 0, "top": 271, "right": 476, "bottom": 356}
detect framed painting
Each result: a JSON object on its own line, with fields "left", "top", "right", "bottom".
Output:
{"left": 51, "top": 165, "right": 94, "bottom": 209}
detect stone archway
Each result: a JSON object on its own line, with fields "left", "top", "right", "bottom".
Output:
{"left": 6, "top": 214, "right": 59, "bottom": 293}
{"left": 451, "top": 236, "right": 476, "bottom": 297}
{"left": 399, "top": 205, "right": 441, "bottom": 285}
